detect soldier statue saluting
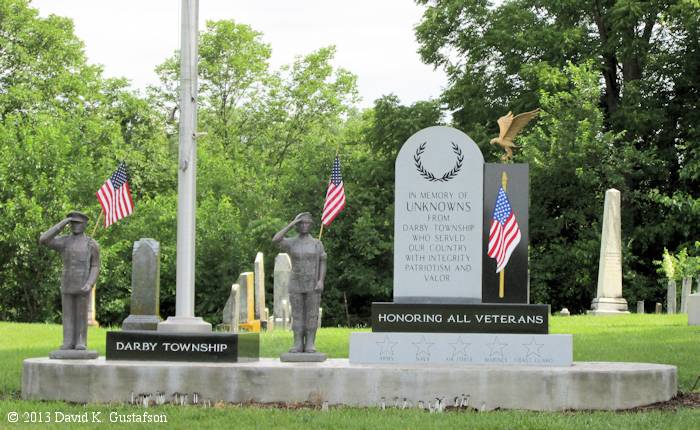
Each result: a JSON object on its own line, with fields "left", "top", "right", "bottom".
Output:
{"left": 273, "top": 212, "right": 328, "bottom": 361}
{"left": 39, "top": 211, "right": 100, "bottom": 359}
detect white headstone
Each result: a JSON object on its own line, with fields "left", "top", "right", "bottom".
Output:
{"left": 680, "top": 277, "right": 691, "bottom": 313}
{"left": 254, "top": 252, "right": 265, "bottom": 320}
{"left": 273, "top": 253, "right": 292, "bottom": 326}
{"left": 394, "top": 126, "right": 484, "bottom": 303}
{"left": 222, "top": 284, "right": 240, "bottom": 333}
{"left": 667, "top": 280, "right": 677, "bottom": 314}
{"left": 688, "top": 294, "right": 700, "bottom": 326}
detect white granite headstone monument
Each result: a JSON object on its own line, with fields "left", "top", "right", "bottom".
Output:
{"left": 394, "top": 126, "right": 483, "bottom": 303}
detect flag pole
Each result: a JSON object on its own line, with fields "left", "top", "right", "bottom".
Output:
{"left": 91, "top": 209, "right": 104, "bottom": 237}
{"left": 499, "top": 171, "right": 508, "bottom": 298}
{"left": 319, "top": 143, "right": 341, "bottom": 240}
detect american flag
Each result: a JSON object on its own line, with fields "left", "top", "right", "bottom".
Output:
{"left": 487, "top": 186, "right": 521, "bottom": 273}
{"left": 321, "top": 155, "right": 346, "bottom": 226}
{"left": 96, "top": 162, "right": 134, "bottom": 227}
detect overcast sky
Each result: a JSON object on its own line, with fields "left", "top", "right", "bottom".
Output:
{"left": 31, "top": 0, "right": 447, "bottom": 109}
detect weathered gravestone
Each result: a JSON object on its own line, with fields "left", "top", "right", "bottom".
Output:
{"left": 680, "top": 277, "right": 691, "bottom": 313}
{"left": 589, "top": 189, "right": 629, "bottom": 315}
{"left": 237, "top": 272, "right": 259, "bottom": 332}
{"left": 393, "top": 126, "right": 484, "bottom": 303}
{"left": 221, "top": 284, "right": 240, "bottom": 333}
{"left": 273, "top": 253, "right": 292, "bottom": 329}
{"left": 254, "top": 252, "right": 266, "bottom": 321}
{"left": 122, "top": 238, "right": 162, "bottom": 330}
{"left": 688, "top": 294, "right": 700, "bottom": 326}
{"left": 637, "top": 300, "right": 645, "bottom": 314}
{"left": 667, "top": 280, "right": 677, "bottom": 314}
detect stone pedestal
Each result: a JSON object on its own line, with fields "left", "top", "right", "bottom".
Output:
{"left": 688, "top": 294, "right": 700, "bottom": 326}
{"left": 589, "top": 189, "right": 628, "bottom": 315}
{"left": 350, "top": 332, "right": 572, "bottom": 366}
{"left": 280, "top": 352, "right": 327, "bottom": 362}
{"left": 589, "top": 298, "right": 630, "bottom": 315}
{"left": 49, "top": 350, "right": 98, "bottom": 360}
{"left": 22, "top": 358, "right": 677, "bottom": 411}
{"left": 123, "top": 239, "right": 162, "bottom": 331}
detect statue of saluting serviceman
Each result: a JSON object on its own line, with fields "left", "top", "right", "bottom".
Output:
{"left": 273, "top": 212, "right": 327, "bottom": 361}
{"left": 39, "top": 212, "right": 100, "bottom": 359}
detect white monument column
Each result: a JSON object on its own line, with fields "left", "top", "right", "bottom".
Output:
{"left": 159, "top": 0, "right": 211, "bottom": 332}
{"left": 589, "top": 189, "right": 629, "bottom": 315}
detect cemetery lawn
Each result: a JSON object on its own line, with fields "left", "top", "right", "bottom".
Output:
{"left": 0, "top": 314, "right": 698, "bottom": 429}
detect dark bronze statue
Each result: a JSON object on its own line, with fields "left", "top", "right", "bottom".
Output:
{"left": 273, "top": 212, "right": 327, "bottom": 355}
{"left": 39, "top": 212, "right": 100, "bottom": 355}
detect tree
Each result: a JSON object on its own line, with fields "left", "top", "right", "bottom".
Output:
{"left": 415, "top": 0, "right": 700, "bottom": 310}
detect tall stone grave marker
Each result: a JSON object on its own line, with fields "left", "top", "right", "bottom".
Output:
{"left": 589, "top": 189, "right": 629, "bottom": 315}
{"left": 237, "top": 272, "right": 254, "bottom": 323}
{"left": 273, "top": 253, "right": 291, "bottom": 328}
{"left": 122, "top": 238, "right": 162, "bottom": 330}
{"left": 680, "top": 277, "right": 691, "bottom": 313}
{"left": 221, "top": 283, "right": 240, "bottom": 333}
{"left": 667, "top": 280, "right": 677, "bottom": 314}
{"left": 394, "top": 126, "right": 484, "bottom": 303}
{"left": 254, "top": 252, "right": 266, "bottom": 321}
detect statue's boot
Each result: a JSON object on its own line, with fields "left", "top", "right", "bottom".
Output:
{"left": 288, "top": 330, "right": 304, "bottom": 353}
{"left": 304, "top": 330, "right": 317, "bottom": 353}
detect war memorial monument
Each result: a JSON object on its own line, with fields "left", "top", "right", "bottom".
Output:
{"left": 22, "top": 0, "right": 676, "bottom": 411}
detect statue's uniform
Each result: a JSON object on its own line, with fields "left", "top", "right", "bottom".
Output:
{"left": 44, "top": 234, "right": 100, "bottom": 348}
{"left": 278, "top": 236, "right": 326, "bottom": 333}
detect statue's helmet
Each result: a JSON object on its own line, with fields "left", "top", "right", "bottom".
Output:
{"left": 66, "top": 211, "right": 89, "bottom": 224}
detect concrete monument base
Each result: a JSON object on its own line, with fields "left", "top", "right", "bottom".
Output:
{"left": 588, "top": 297, "right": 630, "bottom": 315}
{"left": 23, "top": 357, "right": 676, "bottom": 411}
{"left": 122, "top": 314, "right": 162, "bottom": 331}
{"left": 280, "top": 352, "right": 327, "bottom": 362}
{"left": 48, "top": 350, "right": 98, "bottom": 360}
{"left": 157, "top": 316, "right": 211, "bottom": 333}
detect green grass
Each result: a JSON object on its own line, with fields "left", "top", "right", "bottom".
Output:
{"left": 1, "top": 315, "right": 699, "bottom": 429}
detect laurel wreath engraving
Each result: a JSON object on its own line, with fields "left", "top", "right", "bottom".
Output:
{"left": 413, "top": 141, "right": 464, "bottom": 182}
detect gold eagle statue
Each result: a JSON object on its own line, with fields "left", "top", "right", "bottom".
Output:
{"left": 490, "top": 108, "right": 540, "bottom": 161}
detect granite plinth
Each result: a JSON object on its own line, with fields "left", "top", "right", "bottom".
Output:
{"left": 280, "top": 352, "right": 327, "bottom": 362}
{"left": 22, "top": 358, "right": 677, "bottom": 410}
{"left": 49, "top": 350, "right": 98, "bottom": 360}
{"left": 350, "top": 332, "right": 572, "bottom": 366}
